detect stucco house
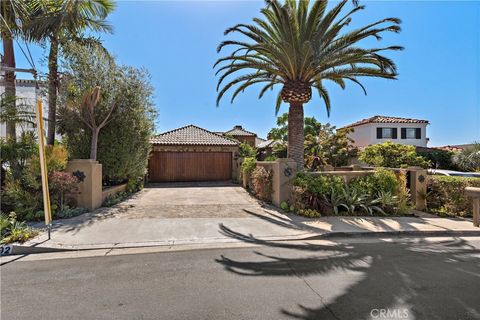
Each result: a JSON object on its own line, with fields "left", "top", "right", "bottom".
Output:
{"left": 0, "top": 79, "right": 49, "bottom": 139}
{"left": 340, "top": 115, "right": 429, "bottom": 148}
{"left": 222, "top": 125, "right": 258, "bottom": 147}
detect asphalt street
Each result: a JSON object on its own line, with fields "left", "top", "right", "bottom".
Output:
{"left": 2, "top": 235, "right": 480, "bottom": 320}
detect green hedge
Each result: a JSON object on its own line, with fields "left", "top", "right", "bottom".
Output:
{"left": 427, "top": 176, "right": 480, "bottom": 217}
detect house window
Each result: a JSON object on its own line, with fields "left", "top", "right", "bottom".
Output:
{"left": 406, "top": 128, "right": 416, "bottom": 139}
{"left": 377, "top": 127, "right": 398, "bottom": 139}
{"left": 382, "top": 128, "right": 393, "bottom": 138}
{"left": 401, "top": 128, "right": 421, "bottom": 139}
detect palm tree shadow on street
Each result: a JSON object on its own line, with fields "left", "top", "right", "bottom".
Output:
{"left": 216, "top": 224, "right": 480, "bottom": 319}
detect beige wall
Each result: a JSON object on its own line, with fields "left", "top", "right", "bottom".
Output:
{"left": 66, "top": 160, "right": 103, "bottom": 211}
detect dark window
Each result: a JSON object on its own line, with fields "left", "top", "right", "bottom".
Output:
{"left": 379, "top": 128, "right": 397, "bottom": 139}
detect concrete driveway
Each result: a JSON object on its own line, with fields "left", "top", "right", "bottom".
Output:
{"left": 127, "top": 182, "right": 262, "bottom": 219}
{"left": 36, "top": 182, "right": 311, "bottom": 249}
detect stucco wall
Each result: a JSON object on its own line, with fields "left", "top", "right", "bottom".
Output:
{"left": 347, "top": 122, "right": 429, "bottom": 148}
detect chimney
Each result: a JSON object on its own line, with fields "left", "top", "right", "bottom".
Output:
{"left": 234, "top": 125, "right": 243, "bottom": 129}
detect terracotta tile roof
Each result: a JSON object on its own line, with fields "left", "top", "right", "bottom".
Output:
{"left": 340, "top": 115, "right": 429, "bottom": 129}
{"left": 151, "top": 125, "right": 238, "bottom": 146}
{"left": 255, "top": 137, "right": 267, "bottom": 147}
{"left": 257, "top": 139, "right": 282, "bottom": 149}
{"left": 225, "top": 125, "right": 256, "bottom": 136}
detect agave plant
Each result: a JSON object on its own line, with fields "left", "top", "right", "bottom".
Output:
{"left": 376, "top": 190, "right": 400, "bottom": 214}
{"left": 338, "top": 186, "right": 366, "bottom": 215}
{"left": 215, "top": 0, "right": 402, "bottom": 168}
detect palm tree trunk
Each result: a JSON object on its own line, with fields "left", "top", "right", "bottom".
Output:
{"left": 90, "top": 128, "right": 100, "bottom": 160}
{"left": 47, "top": 37, "right": 59, "bottom": 145}
{"left": 2, "top": 32, "right": 16, "bottom": 141}
{"left": 287, "top": 102, "right": 304, "bottom": 169}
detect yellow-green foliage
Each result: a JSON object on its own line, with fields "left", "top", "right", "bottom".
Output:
{"left": 427, "top": 176, "right": 480, "bottom": 217}
{"left": 359, "top": 141, "right": 430, "bottom": 168}
{"left": 241, "top": 157, "right": 257, "bottom": 176}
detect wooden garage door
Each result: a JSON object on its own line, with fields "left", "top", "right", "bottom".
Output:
{"left": 148, "top": 152, "right": 232, "bottom": 182}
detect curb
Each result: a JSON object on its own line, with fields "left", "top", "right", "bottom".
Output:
{"left": 302, "top": 230, "right": 480, "bottom": 240}
{"left": 3, "top": 229, "right": 480, "bottom": 257}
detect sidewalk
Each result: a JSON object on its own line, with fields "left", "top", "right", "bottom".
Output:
{"left": 7, "top": 207, "right": 480, "bottom": 256}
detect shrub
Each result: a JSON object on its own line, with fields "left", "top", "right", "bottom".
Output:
{"left": 1, "top": 212, "right": 38, "bottom": 244}
{"left": 49, "top": 171, "right": 79, "bottom": 211}
{"left": 239, "top": 142, "right": 256, "bottom": 158}
{"left": 419, "top": 149, "right": 457, "bottom": 170}
{"left": 452, "top": 143, "right": 480, "bottom": 172}
{"left": 241, "top": 157, "right": 257, "bottom": 176}
{"left": 349, "top": 169, "right": 398, "bottom": 197}
{"left": 54, "top": 207, "right": 89, "bottom": 219}
{"left": 251, "top": 166, "right": 273, "bottom": 201}
{"left": 359, "top": 141, "right": 430, "bottom": 168}
{"left": 102, "top": 192, "right": 131, "bottom": 207}
{"left": 1, "top": 144, "right": 70, "bottom": 220}
{"left": 292, "top": 169, "right": 410, "bottom": 216}
{"left": 427, "top": 176, "right": 480, "bottom": 217}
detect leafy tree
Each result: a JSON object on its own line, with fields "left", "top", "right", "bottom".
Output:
{"left": 452, "top": 143, "right": 480, "bottom": 172}
{"left": 305, "top": 127, "right": 357, "bottom": 169}
{"left": 27, "top": 0, "right": 115, "bottom": 145}
{"left": 359, "top": 141, "right": 430, "bottom": 168}
{"left": 215, "top": 0, "right": 402, "bottom": 168}
{"left": 57, "top": 44, "right": 156, "bottom": 184}
{"left": 239, "top": 142, "right": 256, "bottom": 158}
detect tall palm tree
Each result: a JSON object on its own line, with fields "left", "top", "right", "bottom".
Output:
{"left": 28, "top": 0, "right": 115, "bottom": 145}
{"left": 215, "top": 0, "right": 403, "bottom": 168}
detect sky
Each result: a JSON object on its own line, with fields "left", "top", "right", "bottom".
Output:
{"left": 11, "top": 0, "right": 480, "bottom": 146}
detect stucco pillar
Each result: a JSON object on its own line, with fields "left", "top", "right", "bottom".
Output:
{"left": 408, "top": 167, "right": 427, "bottom": 211}
{"left": 271, "top": 158, "right": 297, "bottom": 207}
{"left": 66, "top": 159, "right": 102, "bottom": 211}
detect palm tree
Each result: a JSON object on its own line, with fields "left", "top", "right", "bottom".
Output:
{"left": 0, "top": 1, "right": 33, "bottom": 141}
{"left": 215, "top": 0, "right": 403, "bottom": 168}
{"left": 27, "top": 0, "right": 115, "bottom": 145}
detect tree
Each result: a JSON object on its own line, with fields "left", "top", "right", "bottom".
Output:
{"left": 268, "top": 113, "right": 357, "bottom": 168}
{"left": 305, "top": 126, "right": 357, "bottom": 169}
{"left": 57, "top": 44, "right": 156, "bottom": 184}
{"left": 27, "top": 0, "right": 115, "bottom": 145}
{"left": 215, "top": 0, "right": 402, "bottom": 169}
{"left": 359, "top": 141, "right": 430, "bottom": 168}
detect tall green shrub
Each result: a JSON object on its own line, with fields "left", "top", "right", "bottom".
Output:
{"left": 58, "top": 44, "right": 156, "bottom": 184}
{"left": 359, "top": 141, "right": 430, "bottom": 168}
{"left": 427, "top": 176, "right": 480, "bottom": 217}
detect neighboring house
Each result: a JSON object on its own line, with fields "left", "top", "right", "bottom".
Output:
{"left": 149, "top": 125, "right": 239, "bottom": 182}
{"left": 256, "top": 139, "right": 284, "bottom": 160}
{"left": 223, "top": 125, "right": 257, "bottom": 147}
{"left": 436, "top": 144, "right": 476, "bottom": 152}
{"left": 340, "top": 115, "right": 429, "bottom": 148}
{"left": 0, "top": 79, "right": 49, "bottom": 139}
